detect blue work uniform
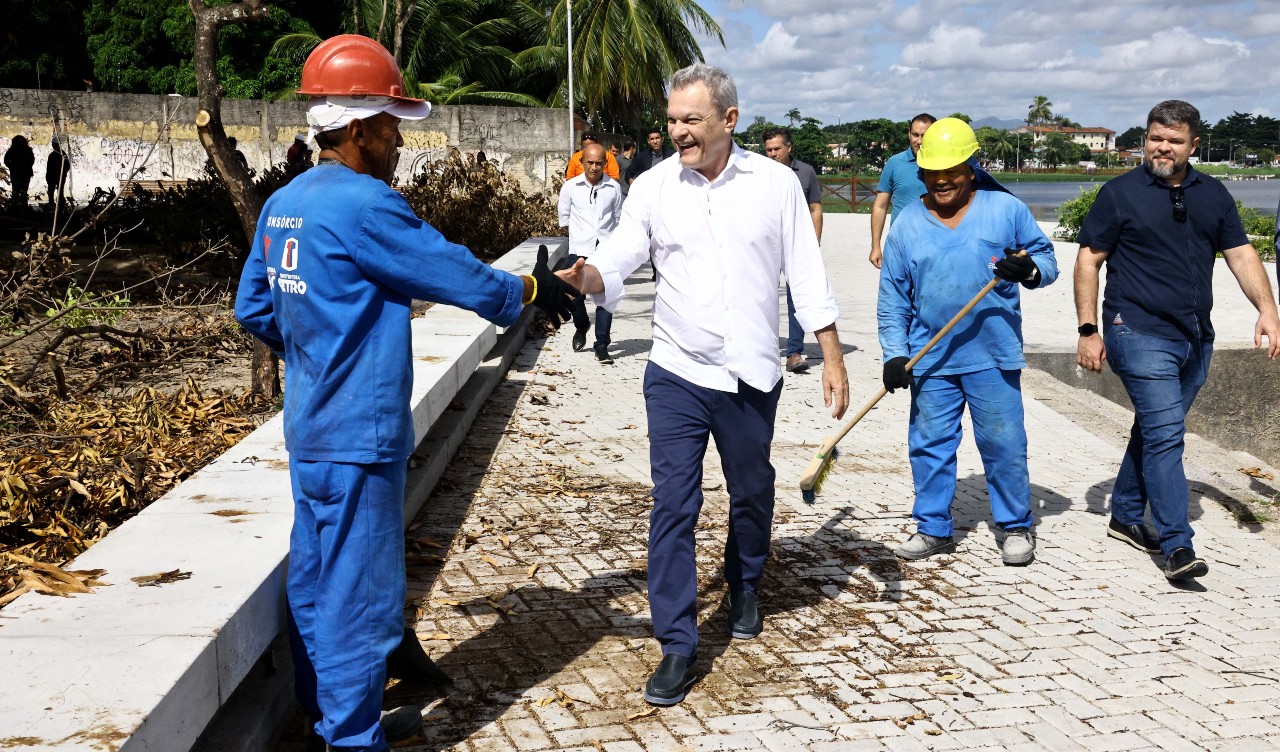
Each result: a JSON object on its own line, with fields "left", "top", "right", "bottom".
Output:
{"left": 878, "top": 188, "right": 1058, "bottom": 538}
{"left": 235, "top": 163, "right": 523, "bottom": 751}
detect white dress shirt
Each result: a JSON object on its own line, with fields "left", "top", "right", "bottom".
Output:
{"left": 589, "top": 144, "right": 839, "bottom": 393}
{"left": 558, "top": 173, "right": 623, "bottom": 258}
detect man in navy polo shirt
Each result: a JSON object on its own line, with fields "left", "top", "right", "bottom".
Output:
{"left": 1075, "top": 99, "right": 1280, "bottom": 581}
{"left": 869, "top": 113, "right": 934, "bottom": 268}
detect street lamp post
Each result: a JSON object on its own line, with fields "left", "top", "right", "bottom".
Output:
{"left": 566, "top": 0, "right": 574, "bottom": 157}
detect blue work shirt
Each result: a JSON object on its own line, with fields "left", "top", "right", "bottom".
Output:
{"left": 1079, "top": 164, "right": 1248, "bottom": 342}
{"left": 877, "top": 148, "right": 927, "bottom": 217}
{"left": 878, "top": 189, "right": 1058, "bottom": 377}
{"left": 235, "top": 163, "right": 524, "bottom": 463}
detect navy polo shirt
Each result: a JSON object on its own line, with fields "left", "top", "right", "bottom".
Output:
{"left": 1078, "top": 164, "right": 1248, "bottom": 342}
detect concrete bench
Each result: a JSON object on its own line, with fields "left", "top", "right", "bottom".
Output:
{"left": 120, "top": 179, "right": 190, "bottom": 195}
{"left": 0, "top": 238, "right": 566, "bottom": 751}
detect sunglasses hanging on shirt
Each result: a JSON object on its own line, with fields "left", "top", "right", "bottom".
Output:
{"left": 1170, "top": 187, "right": 1187, "bottom": 223}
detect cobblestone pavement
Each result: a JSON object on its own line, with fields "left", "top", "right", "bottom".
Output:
{"left": 396, "top": 215, "right": 1280, "bottom": 751}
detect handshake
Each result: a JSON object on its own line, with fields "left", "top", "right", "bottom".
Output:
{"left": 527, "top": 244, "right": 582, "bottom": 326}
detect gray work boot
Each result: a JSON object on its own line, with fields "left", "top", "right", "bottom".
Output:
{"left": 1001, "top": 527, "right": 1035, "bottom": 566}
{"left": 894, "top": 532, "right": 956, "bottom": 560}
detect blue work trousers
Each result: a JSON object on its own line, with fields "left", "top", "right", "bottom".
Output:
{"left": 908, "top": 368, "right": 1032, "bottom": 537}
{"left": 785, "top": 287, "right": 805, "bottom": 357}
{"left": 643, "top": 362, "right": 781, "bottom": 658}
{"left": 287, "top": 459, "right": 406, "bottom": 752}
{"left": 1105, "top": 324, "right": 1212, "bottom": 556}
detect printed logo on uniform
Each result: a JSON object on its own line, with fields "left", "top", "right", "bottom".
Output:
{"left": 267, "top": 267, "right": 277, "bottom": 289}
{"left": 281, "top": 238, "right": 300, "bottom": 271}
{"left": 262, "top": 236, "right": 272, "bottom": 262}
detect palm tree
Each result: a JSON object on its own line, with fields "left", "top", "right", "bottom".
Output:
{"left": 985, "top": 130, "right": 1015, "bottom": 169}
{"left": 272, "top": 0, "right": 545, "bottom": 106}
{"left": 1027, "top": 95, "right": 1053, "bottom": 126}
{"left": 785, "top": 108, "right": 801, "bottom": 127}
{"left": 1040, "top": 132, "right": 1075, "bottom": 170}
{"left": 536, "top": 0, "right": 724, "bottom": 127}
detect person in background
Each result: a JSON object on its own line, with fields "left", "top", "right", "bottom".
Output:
{"left": 4, "top": 135, "right": 35, "bottom": 206}
{"left": 870, "top": 113, "right": 935, "bottom": 268}
{"left": 559, "top": 143, "right": 623, "bottom": 363}
{"left": 45, "top": 136, "right": 71, "bottom": 207}
{"left": 566, "top": 132, "right": 619, "bottom": 181}
{"left": 762, "top": 126, "right": 824, "bottom": 374}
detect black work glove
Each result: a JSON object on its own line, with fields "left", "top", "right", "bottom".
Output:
{"left": 883, "top": 356, "right": 913, "bottom": 393}
{"left": 530, "top": 244, "right": 580, "bottom": 326}
{"left": 993, "top": 248, "right": 1041, "bottom": 288}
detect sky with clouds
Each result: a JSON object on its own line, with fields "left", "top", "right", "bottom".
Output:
{"left": 692, "top": 0, "right": 1280, "bottom": 132}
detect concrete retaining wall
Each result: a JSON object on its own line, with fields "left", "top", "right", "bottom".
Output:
{"left": 1027, "top": 348, "right": 1280, "bottom": 468}
{"left": 0, "top": 238, "right": 566, "bottom": 752}
{"left": 0, "top": 88, "right": 570, "bottom": 201}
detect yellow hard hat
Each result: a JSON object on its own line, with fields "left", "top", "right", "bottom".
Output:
{"left": 916, "top": 117, "right": 979, "bottom": 170}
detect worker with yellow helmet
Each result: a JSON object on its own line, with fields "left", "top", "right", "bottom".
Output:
{"left": 876, "top": 117, "right": 1059, "bottom": 567}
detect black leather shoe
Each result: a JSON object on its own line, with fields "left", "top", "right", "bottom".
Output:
{"left": 572, "top": 328, "right": 588, "bottom": 352}
{"left": 1107, "top": 518, "right": 1160, "bottom": 554}
{"left": 643, "top": 653, "right": 697, "bottom": 706}
{"left": 315, "top": 706, "right": 424, "bottom": 750}
{"left": 727, "top": 590, "right": 762, "bottom": 639}
{"left": 595, "top": 347, "right": 614, "bottom": 365}
{"left": 387, "top": 627, "right": 452, "bottom": 685}
{"left": 1165, "top": 548, "right": 1208, "bottom": 580}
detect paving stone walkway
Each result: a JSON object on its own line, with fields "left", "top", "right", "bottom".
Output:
{"left": 396, "top": 215, "right": 1280, "bottom": 752}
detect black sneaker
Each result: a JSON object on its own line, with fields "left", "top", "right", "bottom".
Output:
{"left": 1107, "top": 518, "right": 1160, "bottom": 554}
{"left": 316, "top": 706, "right": 423, "bottom": 750}
{"left": 1165, "top": 548, "right": 1208, "bottom": 580}
{"left": 595, "top": 348, "right": 614, "bottom": 365}
{"left": 643, "top": 653, "right": 697, "bottom": 705}
{"left": 727, "top": 590, "right": 762, "bottom": 639}
{"left": 572, "top": 328, "right": 588, "bottom": 352}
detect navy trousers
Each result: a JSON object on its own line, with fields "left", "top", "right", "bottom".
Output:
{"left": 287, "top": 459, "right": 406, "bottom": 751}
{"left": 643, "top": 362, "right": 782, "bottom": 658}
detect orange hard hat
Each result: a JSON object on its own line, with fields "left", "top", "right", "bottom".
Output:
{"left": 298, "top": 34, "right": 422, "bottom": 104}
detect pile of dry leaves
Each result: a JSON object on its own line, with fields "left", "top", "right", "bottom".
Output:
{"left": 0, "top": 302, "right": 275, "bottom": 606}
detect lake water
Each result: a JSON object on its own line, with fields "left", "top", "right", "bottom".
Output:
{"left": 1007, "top": 179, "right": 1280, "bottom": 220}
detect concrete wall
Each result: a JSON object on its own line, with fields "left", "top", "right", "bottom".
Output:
{"left": 0, "top": 87, "right": 570, "bottom": 201}
{"left": 1027, "top": 349, "right": 1280, "bottom": 468}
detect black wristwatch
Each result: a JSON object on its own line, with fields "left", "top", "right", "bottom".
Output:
{"left": 1078, "top": 323, "right": 1099, "bottom": 337}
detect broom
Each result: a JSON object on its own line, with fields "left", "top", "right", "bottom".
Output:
{"left": 799, "top": 255, "right": 1024, "bottom": 503}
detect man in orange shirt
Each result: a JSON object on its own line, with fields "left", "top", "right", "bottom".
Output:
{"left": 566, "top": 132, "right": 619, "bottom": 180}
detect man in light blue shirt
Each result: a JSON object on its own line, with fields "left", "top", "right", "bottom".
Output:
{"left": 869, "top": 113, "right": 934, "bottom": 268}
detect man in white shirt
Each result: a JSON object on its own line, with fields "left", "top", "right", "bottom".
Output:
{"left": 557, "top": 63, "right": 850, "bottom": 706}
{"left": 558, "top": 143, "right": 624, "bottom": 362}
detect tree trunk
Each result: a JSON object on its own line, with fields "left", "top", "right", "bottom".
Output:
{"left": 189, "top": 0, "right": 279, "bottom": 399}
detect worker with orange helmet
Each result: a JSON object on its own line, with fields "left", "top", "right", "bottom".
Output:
{"left": 234, "top": 34, "right": 576, "bottom": 751}
{"left": 876, "top": 117, "right": 1058, "bottom": 567}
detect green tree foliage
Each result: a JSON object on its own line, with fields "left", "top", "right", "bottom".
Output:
{"left": 1039, "top": 132, "right": 1077, "bottom": 169}
{"left": 791, "top": 116, "right": 827, "bottom": 171}
{"left": 947, "top": 112, "right": 971, "bottom": 124}
{"left": 85, "top": 0, "right": 315, "bottom": 96}
{"left": 1054, "top": 185, "right": 1101, "bottom": 241}
{"left": 846, "top": 118, "right": 907, "bottom": 173}
{"left": 1116, "top": 126, "right": 1145, "bottom": 150}
{"left": 0, "top": 0, "right": 95, "bottom": 90}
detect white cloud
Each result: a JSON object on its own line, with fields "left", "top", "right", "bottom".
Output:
{"left": 693, "top": 0, "right": 1280, "bottom": 130}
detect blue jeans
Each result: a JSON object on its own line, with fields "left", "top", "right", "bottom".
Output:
{"left": 908, "top": 368, "right": 1032, "bottom": 538}
{"left": 785, "top": 287, "right": 804, "bottom": 357}
{"left": 287, "top": 459, "right": 406, "bottom": 751}
{"left": 1105, "top": 324, "right": 1212, "bottom": 556}
{"left": 643, "top": 362, "right": 781, "bottom": 658}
